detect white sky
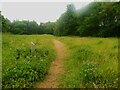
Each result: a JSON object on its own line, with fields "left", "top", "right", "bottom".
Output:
{"left": 1, "top": 2, "right": 91, "bottom": 24}
{"left": 0, "top": 3, "right": 1, "bottom": 10}
{"left": 0, "top": 0, "right": 94, "bottom": 2}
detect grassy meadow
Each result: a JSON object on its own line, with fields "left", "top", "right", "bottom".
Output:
{"left": 2, "top": 34, "right": 55, "bottom": 88}
{"left": 2, "top": 34, "right": 118, "bottom": 88}
{"left": 58, "top": 37, "right": 118, "bottom": 88}
{"left": 0, "top": 33, "right": 2, "bottom": 89}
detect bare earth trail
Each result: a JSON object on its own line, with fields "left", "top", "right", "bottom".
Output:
{"left": 37, "top": 39, "right": 66, "bottom": 88}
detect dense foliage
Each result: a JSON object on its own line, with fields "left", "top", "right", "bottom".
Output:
{"left": 1, "top": 17, "right": 55, "bottom": 35}
{"left": 2, "top": 34, "right": 55, "bottom": 88}
{"left": 54, "top": 4, "right": 78, "bottom": 36}
{"left": 55, "top": 2, "right": 119, "bottom": 37}
{"left": 76, "top": 2, "right": 120, "bottom": 37}
{"left": 39, "top": 22, "right": 55, "bottom": 34}
{"left": 11, "top": 20, "right": 39, "bottom": 34}
{"left": 0, "top": 11, "right": 1, "bottom": 32}
{"left": 2, "top": 16, "right": 11, "bottom": 33}
{"left": 1, "top": 2, "right": 120, "bottom": 37}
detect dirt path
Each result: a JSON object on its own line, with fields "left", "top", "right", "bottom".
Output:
{"left": 37, "top": 39, "right": 66, "bottom": 88}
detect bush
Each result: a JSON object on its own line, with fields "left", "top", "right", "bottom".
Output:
{"left": 2, "top": 48, "right": 54, "bottom": 88}
{"left": 80, "top": 61, "right": 97, "bottom": 84}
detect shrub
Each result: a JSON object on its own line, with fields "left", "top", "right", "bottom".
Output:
{"left": 80, "top": 61, "right": 97, "bottom": 84}
{"left": 2, "top": 48, "right": 54, "bottom": 88}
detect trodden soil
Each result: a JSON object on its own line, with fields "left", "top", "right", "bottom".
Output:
{"left": 37, "top": 39, "right": 66, "bottom": 88}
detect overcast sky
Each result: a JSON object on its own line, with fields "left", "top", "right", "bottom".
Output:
{"left": 1, "top": 2, "right": 90, "bottom": 24}
{"left": 0, "top": 3, "right": 1, "bottom": 10}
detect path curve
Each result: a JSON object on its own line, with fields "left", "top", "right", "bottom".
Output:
{"left": 37, "top": 39, "right": 66, "bottom": 88}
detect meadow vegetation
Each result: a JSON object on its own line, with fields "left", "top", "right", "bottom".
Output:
{"left": 2, "top": 34, "right": 118, "bottom": 88}
{"left": 0, "top": 33, "right": 2, "bottom": 89}
{"left": 2, "top": 34, "right": 55, "bottom": 88}
{"left": 58, "top": 37, "right": 118, "bottom": 88}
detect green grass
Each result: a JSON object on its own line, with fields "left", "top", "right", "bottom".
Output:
{"left": 0, "top": 32, "right": 2, "bottom": 89}
{"left": 58, "top": 36, "right": 118, "bottom": 88}
{"left": 2, "top": 33, "right": 55, "bottom": 88}
{"left": 2, "top": 34, "right": 118, "bottom": 88}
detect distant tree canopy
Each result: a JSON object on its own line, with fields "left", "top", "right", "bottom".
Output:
{"left": 1, "top": 18, "right": 54, "bottom": 35}
{"left": 76, "top": 2, "right": 120, "bottom": 37}
{"left": 0, "top": 11, "right": 2, "bottom": 32}
{"left": 11, "top": 20, "right": 39, "bottom": 34}
{"left": 55, "top": 2, "right": 119, "bottom": 37}
{"left": 39, "top": 22, "right": 55, "bottom": 34}
{"left": 1, "top": 2, "right": 120, "bottom": 37}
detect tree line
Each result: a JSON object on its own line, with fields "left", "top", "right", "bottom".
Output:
{"left": 0, "top": 2, "right": 120, "bottom": 37}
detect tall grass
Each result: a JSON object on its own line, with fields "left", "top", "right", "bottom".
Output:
{"left": 58, "top": 37, "right": 118, "bottom": 88}
{"left": 2, "top": 34, "right": 118, "bottom": 88}
{"left": 2, "top": 34, "right": 55, "bottom": 88}
{"left": 0, "top": 32, "right": 2, "bottom": 89}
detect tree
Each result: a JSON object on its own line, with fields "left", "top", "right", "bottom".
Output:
{"left": 10, "top": 20, "right": 39, "bottom": 34}
{"left": 39, "top": 22, "right": 55, "bottom": 34}
{"left": 0, "top": 11, "right": 1, "bottom": 32}
{"left": 55, "top": 3, "right": 77, "bottom": 36}
{"left": 76, "top": 2, "right": 119, "bottom": 37}
{"left": 98, "top": 2, "right": 120, "bottom": 37}
{"left": 2, "top": 15, "right": 11, "bottom": 33}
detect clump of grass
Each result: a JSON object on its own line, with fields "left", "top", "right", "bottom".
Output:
{"left": 97, "top": 40, "right": 103, "bottom": 44}
{"left": 80, "top": 61, "right": 97, "bottom": 84}
{"left": 74, "top": 45, "right": 93, "bottom": 62}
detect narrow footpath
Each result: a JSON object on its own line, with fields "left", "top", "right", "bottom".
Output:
{"left": 38, "top": 39, "right": 66, "bottom": 88}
